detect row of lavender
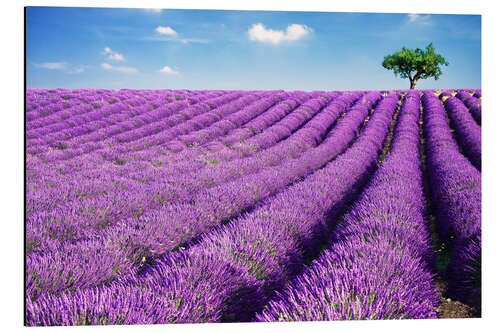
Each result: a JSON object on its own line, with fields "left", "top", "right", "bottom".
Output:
{"left": 26, "top": 90, "right": 364, "bottom": 303}
{"left": 25, "top": 88, "right": 481, "bottom": 325}
{"left": 25, "top": 89, "right": 394, "bottom": 322}
{"left": 257, "top": 91, "right": 437, "bottom": 321}
{"left": 255, "top": 90, "right": 481, "bottom": 320}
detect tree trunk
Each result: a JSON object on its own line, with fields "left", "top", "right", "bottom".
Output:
{"left": 410, "top": 79, "right": 418, "bottom": 89}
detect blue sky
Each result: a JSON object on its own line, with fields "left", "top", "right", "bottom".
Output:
{"left": 26, "top": 7, "right": 481, "bottom": 90}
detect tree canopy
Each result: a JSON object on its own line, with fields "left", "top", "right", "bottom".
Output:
{"left": 382, "top": 43, "right": 449, "bottom": 89}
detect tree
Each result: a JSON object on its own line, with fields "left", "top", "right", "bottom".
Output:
{"left": 382, "top": 43, "right": 449, "bottom": 89}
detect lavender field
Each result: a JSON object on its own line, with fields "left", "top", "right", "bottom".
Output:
{"left": 24, "top": 88, "right": 481, "bottom": 325}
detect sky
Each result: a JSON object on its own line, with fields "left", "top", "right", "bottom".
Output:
{"left": 26, "top": 7, "right": 481, "bottom": 91}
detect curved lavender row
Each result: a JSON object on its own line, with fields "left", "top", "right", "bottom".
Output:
{"left": 31, "top": 92, "right": 245, "bottom": 160}
{"left": 26, "top": 90, "right": 203, "bottom": 146}
{"left": 28, "top": 100, "right": 95, "bottom": 131}
{"left": 139, "top": 92, "right": 314, "bottom": 169}
{"left": 37, "top": 92, "right": 260, "bottom": 163}
{"left": 28, "top": 93, "right": 351, "bottom": 218}
{"left": 27, "top": 93, "right": 241, "bottom": 175}
{"left": 256, "top": 91, "right": 440, "bottom": 322}
{"left": 108, "top": 92, "right": 241, "bottom": 145}
{"left": 162, "top": 92, "right": 290, "bottom": 152}
{"left": 28, "top": 89, "right": 216, "bottom": 126}
{"left": 60, "top": 91, "right": 223, "bottom": 147}
{"left": 472, "top": 90, "right": 481, "bottom": 98}
{"left": 442, "top": 96, "right": 481, "bottom": 170}
{"left": 92, "top": 92, "right": 266, "bottom": 154}
{"left": 125, "top": 95, "right": 334, "bottom": 184}
{"left": 26, "top": 89, "right": 198, "bottom": 134}
{"left": 217, "top": 92, "right": 313, "bottom": 147}
{"left": 26, "top": 92, "right": 346, "bottom": 187}
{"left": 142, "top": 93, "right": 353, "bottom": 182}
{"left": 26, "top": 94, "right": 305, "bottom": 214}
{"left": 455, "top": 91, "right": 481, "bottom": 125}
{"left": 109, "top": 92, "right": 378, "bottom": 262}
{"left": 31, "top": 92, "right": 239, "bottom": 172}
{"left": 26, "top": 89, "right": 120, "bottom": 122}
{"left": 26, "top": 251, "right": 263, "bottom": 326}
{"left": 26, "top": 93, "right": 287, "bottom": 213}
{"left": 26, "top": 88, "right": 209, "bottom": 119}
{"left": 124, "top": 91, "right": 397, "bottom": 323}
{"left": 26, "top": 94, "right": 338, "bottom": 221}
{"left": 27, "top": 92, "right": 324, "bottom": 193}
{"left": 422, "top": 92, "right": 481, "bottom": 307}
{"left": 26, "top": 96, "right": 151, "bottom": 149}
{"left": 114, "top": 92, "right": 277, "bottom": 151}
{"left": 23, "top": 93, "right": 379, "bottom": 297}
{"left": 25, "top": 93, "right": 239, "bottom": 186}
{"left": 25, "top": 93, "right": 376, "bottom": 300}
{"left": 25, "top": 92, "right": 399, "bottom": 325}
{"left": 439, "top": 91, "right": 452, "bottom": 99}
{"left": 25, "top": 90, "right": 222, "bottom": 149}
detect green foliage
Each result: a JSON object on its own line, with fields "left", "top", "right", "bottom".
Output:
{"left": 382, "top": 43, "right": 449, "bottom": 89}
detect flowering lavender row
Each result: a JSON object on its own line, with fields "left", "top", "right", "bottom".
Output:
{"left": 47, "top": 92, "right": 268, "bottom": 165}
{"left": 142, "top": 92, "right": 314, "bottom": 169}
{"left": 422, "top": 92, "right": 481, "bottom": 307}
{"left": 30, "top": 92, "right": 400, "bottom": 326}
{"left": 28, "top": 93, "right": 347, "bottom": 219}
{"left": 27, "top": 92, "right": 249, "bottom": 183}
{"left": 26, "top": 93, "right": 289, "bottom": 213}
{"left": 438, "top": 91, "right": 452, "bottom": 99}
{"left": 60, "top": 91, "right": 229, "bottom": 148}
{"left": 24, "top": 93, "right": 375, "bottom": 301}
{"left": 114, "top": 92, "right": 276, "bottom": 152}
{"left": 25, "top": 93, "right": 321, "bottom": 217}
{"left": 25, "top": 89, "right": 482, "bottom": 326}
{"left": 455, "top": 91, "right": 482, "bottom": 125}
{"left": 105, "top": 92, "right": 378, "bottom": 263}
{"left": 25, "top": 91, "right": 400, "bottom": 325}
{"left": 26, "top": 93, "right": 242, "bottom": 199}
{"left": 256, "top": 91, "right": 440, "bottom": 321}
{"left": 126, "top": 94, "right": 334, "bottom": 184}
{"left": 26, "top": 89, "right": 203, "bottom": 134}
{"left": 26, "top": 96, "right": 151, "bottom": 149}
{"left": 33, "top": 92, "right": 249, "bottom": 161}
{"left": 26, "top": 89, "right": 121, "bottom": 122}
{"left": 26, "top": 90, "right": 209, "bottom": 147}
{"left": 26, "top": 93, "right": 339, "bottom": 214}
{"left": 148, "top": 92, "right": 352, "bottom": 180}
{"left": 26, "top": 97, "right": 293, "bottom": 213}
{"left": 217, "top": 92, "right": 313, "bottom": 146}
{"left": 442, "top": 96, "right": 481, "bottom": 170}
{"left": 24, "top": 92, "right": 362, "bottom": 299}
{"left": 129, "top": 92, "right": 398, "bottom": 323}
{"left": 162, "top": 92, "right": 290, "bottom": 152}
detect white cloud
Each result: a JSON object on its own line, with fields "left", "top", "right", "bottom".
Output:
{"left": 159, "top": 66, "right": 179, "bottom": 75}
{"left": 34, "top": 62, "right": 85, "bottom": 74}
{"left": 66, "top": 66, "right": 85, "bottom": 74}
{"left": 143, "top": 8, "right": 162, "bottom": 13}
{"left": 101, "top": 63, "right": 138, "bottom": 74}
{"left": 156, "top": 26, "right": 177, "bottom": 36}
{"left": 108, "top": 53, "right": 125, "bottom": 61}
{"left": 103, "top": 47, "right": 125, "bottom": 61}
{"left": 37, "top": 62, "right": 68, "bottom": 70}
{"left": 248, "top": 23, "right": 312, "bottom": 44}
{"left": 408, "top": 14, "right": 431, "bottom": 24}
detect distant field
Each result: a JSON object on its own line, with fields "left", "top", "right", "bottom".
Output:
{"left": 25, "top": 88, "right": 481, "bottom": 325}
